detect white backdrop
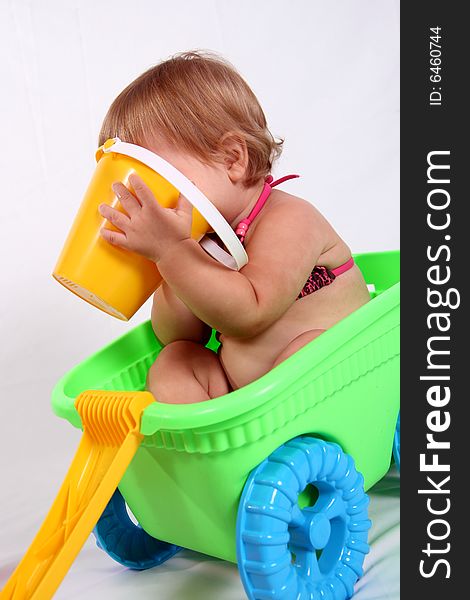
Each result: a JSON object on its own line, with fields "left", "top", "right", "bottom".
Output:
{"left": 0, "top": 1, "right": 399, "bottom": 598}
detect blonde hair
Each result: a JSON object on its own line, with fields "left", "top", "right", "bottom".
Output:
{"left": 98, "top": 50, "right": 283, "bottom": 187}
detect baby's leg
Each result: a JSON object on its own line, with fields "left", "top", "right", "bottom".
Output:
{"left": 146, "top": 340, "right": 232, "bottom": 404}
{"left": 272, "top": 329, "right": 326, "bottom": 368}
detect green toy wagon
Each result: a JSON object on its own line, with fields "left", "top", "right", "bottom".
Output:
{"left": 3, "top": 250, "right": 399, "bottom": 600}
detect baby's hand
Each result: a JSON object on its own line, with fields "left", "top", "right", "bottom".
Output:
{"left": 98, "top": 173, "right": 193, "bottom": 263}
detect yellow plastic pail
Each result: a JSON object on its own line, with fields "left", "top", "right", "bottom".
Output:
{"left": 52, "top": 138, "right": 248, "bottom": 320}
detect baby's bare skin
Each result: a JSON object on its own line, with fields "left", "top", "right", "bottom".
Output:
{"left": 216, "top": 189, "right": 370, "bottom": 389}
{"left": 150, "top": 187, "right": 370, "bottom": 395}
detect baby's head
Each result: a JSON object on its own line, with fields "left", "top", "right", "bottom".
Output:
{"left": 99, "top": 50, "right": 283, "bottom": 223}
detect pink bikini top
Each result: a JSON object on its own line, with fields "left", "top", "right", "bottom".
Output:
{"left": 234, "top": 174, "right": 300, "bottom": 244}
{"left": 234, "top": 173, "right": 354, "bottom": 278}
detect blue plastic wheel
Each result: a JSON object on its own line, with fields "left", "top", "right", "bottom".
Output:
{"left": 393, "top": 412, "right": 400, "bottom": 471}
{"left": 93, "top": 488, "right": 182, "bottom": 570}
{"left": 236, "top": 436, "right": 371, "bottom": 599}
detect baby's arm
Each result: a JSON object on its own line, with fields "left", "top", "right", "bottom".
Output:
{"left": 151, "top": 280, "right": 212, "bottom": 345}
{"left": 157, "top": 198, "right": 326, "bottom": 338}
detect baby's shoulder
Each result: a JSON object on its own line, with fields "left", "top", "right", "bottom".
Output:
{"left": 245, "top": 189, "right": 329, "bottom": 244}
{"left": 267, "top": 189, "right": 327, "bottom": 221}
{"left": 245, "top": 190, "right": 331, "bottom": 252}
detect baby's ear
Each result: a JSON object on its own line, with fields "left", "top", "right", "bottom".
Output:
{"left": 218, "top": 131, "right": 248, "bottom": 183}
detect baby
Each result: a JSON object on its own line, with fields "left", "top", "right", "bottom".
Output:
{"left": 97, "top": 50, "right": 371, "bottom": 403}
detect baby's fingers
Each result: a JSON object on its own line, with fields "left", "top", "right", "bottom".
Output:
{"left": 128, "top": 173, "right": 161, "bottom": 210}
{"left": 174, "top": 193, "right": 193, "bottom": 216}
{"left": 99, "top": 203, "right": 131, "bottom": 231}
{"left": 98, "top": 204, "right": 132, "bottom": 250}
{"left": 112, "top": 181, "right": 141, "bottom": 216}
{"left": 99, "top": 226, "right": 130, "bottom": 249}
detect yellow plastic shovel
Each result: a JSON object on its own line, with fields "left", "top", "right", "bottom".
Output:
{"left": 1, "top": 390, "right": 154, "bottom": 600}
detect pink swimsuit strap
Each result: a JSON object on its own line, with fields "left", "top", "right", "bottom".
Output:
{"left": 330, "top": 256, "right": 355, "bottom": 276}
{"left": 234, "top": 174, "right": 300, "bottom": 242}
{"left": 234, "top": 174, "right": 355, "bottom": 278}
